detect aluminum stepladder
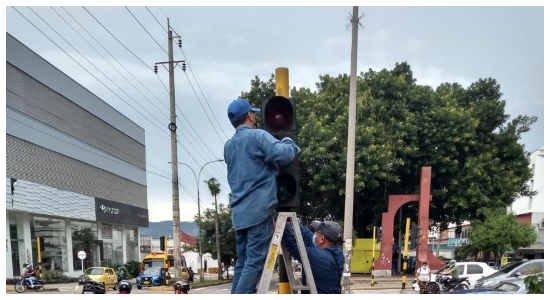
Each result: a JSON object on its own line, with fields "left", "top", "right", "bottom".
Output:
{"left": 256, "top": 212, "right": 317, "bottom": 294}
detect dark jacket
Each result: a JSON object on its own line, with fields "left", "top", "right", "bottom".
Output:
{"left": 281, "top": 223, "right": 344, "bottom": 294}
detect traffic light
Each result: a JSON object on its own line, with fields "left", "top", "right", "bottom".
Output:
{"left": 262, "top": 95, "right": 300, "bottom": 210}
{"left": 38, "top": 237, "right": 45, "bottom": 252}
{"left": 376, "top": 227, "right": 382, "bottom": 243}
{"left": 160, "top": 236, "right": 166, "bottom": 251}
{"left": 410, "top": 223, "right": 422, "bottom": 249}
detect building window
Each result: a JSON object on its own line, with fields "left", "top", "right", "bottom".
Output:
{"left": 31, "top": 216, "right": 68, "bottom": 272}
{"left": 71, "top": 221, "right": 97, "bottom": 271}
{"left": 126, "top": 227, "right": 139, "bottom": 262}
{"left": 102, "top": 224, "right": 123, "bottom": 266}
{"left": 9, "top": 212, "right": 24, "bottom": 277}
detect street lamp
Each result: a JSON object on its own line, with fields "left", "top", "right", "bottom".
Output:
{"left": 169, "top": 158, "right": 224, "bottom": 282}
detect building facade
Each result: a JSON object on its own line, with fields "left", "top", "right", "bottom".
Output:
{"left": 508, "top": 146, "right": 544, "bottom": 259}
{"left": 6, "top": 33, "right": 149, "bottom": 278}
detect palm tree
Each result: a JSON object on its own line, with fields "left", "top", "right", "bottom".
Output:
{"left": 205, "top": 177, "right": 223, "bottom": 280}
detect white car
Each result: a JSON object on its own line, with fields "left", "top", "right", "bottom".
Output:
{"left": 412, "top": 261, "right": 497, "bottom": 291}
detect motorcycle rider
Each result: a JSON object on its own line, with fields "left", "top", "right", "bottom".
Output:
{"left": 441, "top": 259, "right": 460, "bottom": 288}
{"left": 21, "top": 263, "right": 36, "bottom": 288}
{"left": 116, "top": 266, "right": 126, "bottom": 287}
{"left": 117, "top": 280, "right": 132, "bottom": 294}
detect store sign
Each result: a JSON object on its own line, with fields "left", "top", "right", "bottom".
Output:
{"left": 99, "top": 204, "right": 120, "bottom": 215}
{"left": 95, "top": 198, "right": 149, "bottom": 227}
{"left": 447, "top": 238, "right": 470, "bottom": 247}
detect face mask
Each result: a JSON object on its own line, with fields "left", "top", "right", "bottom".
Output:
{"left": 312, "top": 233, "right": 317, "bottom": 246}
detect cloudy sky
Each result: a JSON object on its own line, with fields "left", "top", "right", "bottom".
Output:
{"left": 3, "top": 3, "right": 546, "bottom": 222}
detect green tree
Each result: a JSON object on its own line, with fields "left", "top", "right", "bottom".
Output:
{"left": 194, "top": 203, "right": 236, "bottom": 278}
{"left": 469, "top": 213, "right": 537, "bottom": 261}
{"left": 205, "top": 177, "right": 223, "bottom": 279}
{"left": 240, "top": 62, "right": 536, "bottom": 237}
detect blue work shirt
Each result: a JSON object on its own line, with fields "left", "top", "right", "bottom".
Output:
{"left": 282, "top": 223, "right": 345, "bottom": 294}
{"left": 224, "top": 125, "right": 299, "bottom": 230}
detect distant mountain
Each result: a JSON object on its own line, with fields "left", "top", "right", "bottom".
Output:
{"left": 139, "top": 221, "right": 199, "bottom": 238}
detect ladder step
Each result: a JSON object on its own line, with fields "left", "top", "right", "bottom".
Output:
{"left": 256, "top": 212, "right": 317, "bottom": 294}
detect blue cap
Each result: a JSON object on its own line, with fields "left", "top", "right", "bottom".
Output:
{"left": 227, "top": 98, "right": 260, "bottom": 123}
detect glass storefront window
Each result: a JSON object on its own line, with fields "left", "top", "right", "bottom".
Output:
{"left": 71, "top": 221, "right": 97, "bottom": 271}
{"left": 102, "top": 224, "right": 123, "bottom": 266}
{"left": 9, "top": 212, "right": 24, "bottom": 277}
{"left": 126, "top": 227, "right": 139, "bottom": 262}
{"left": 31, "top": 216, "right": 68, "bottom": 272}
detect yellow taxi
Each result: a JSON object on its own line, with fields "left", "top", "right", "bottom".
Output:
{"left": 83, "top": 267, "right": 118, "bottom": 290}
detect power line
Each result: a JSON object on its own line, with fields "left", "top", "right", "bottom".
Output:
{"left": 52, "top": 6, "right": 170, "bottom": 123}
{"left": 125, "top": 6, "right": 167, "bottom": 55}
{"left": 26, "top": 6, "right": 168, "bottom": 133}
{"left": 60, "top": 6, "right": 171, "bottom": 113}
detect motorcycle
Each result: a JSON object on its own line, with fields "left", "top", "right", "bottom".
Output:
{"left": 427, "top": 273, "right": 470, "bottom": 294}
{"left": 14, "top": 275, "right": 45, "bottom": 293}
{"left": 173, "top": 280, "right": 191, "bottom": 294}
{"left": 114, "top": 266, "right": 130, "bottom": 290}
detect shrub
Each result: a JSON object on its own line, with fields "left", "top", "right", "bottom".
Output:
{"left": 42, "top": 269, "right": 71, "bottom": 283}
{"left": 109, "top": 260, "right": 140, "bottom": 278}
{"left": 524, "top": 272, "right": 544, "bottom": 294}
{"left": 124, "top": 261, "right": 141, "bottom": 278}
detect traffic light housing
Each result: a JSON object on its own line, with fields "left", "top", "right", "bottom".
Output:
{"left": 262, "top": 96, "right": 300, "bottom": 210}
{"left": 38, "top": 237, "right": 45, "bottom": 252}
{"left": 376, "top": 227, "right": 382, "bottom": 243}
{"left": 160, "top": 236, "right": 166, "bottom": 251}
{"left": 410, "top": 223, "right": 422, "bottom": 249}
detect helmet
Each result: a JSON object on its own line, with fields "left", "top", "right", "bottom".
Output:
{"left": 78, "top": 275, "right": 91, "bottom": 285}
{"left": 82, "top": 281, "right": 105, "bottom": 294}
{"left": 118, "top": 280, "right": 132, "bottom": 294}
{"left": 174, "top": 280, "right": 190, "bottom": 292}
{"left": 449, "top": 259, "right": 456, "bottom": 265}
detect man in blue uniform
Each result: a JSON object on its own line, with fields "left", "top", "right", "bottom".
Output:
{"left": 282, "top": 220, "right": 345, "bottom": 294}
{"left": 224, "top": 98, "right": 300, "bottom": 294}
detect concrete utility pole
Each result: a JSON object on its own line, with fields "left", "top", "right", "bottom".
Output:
{"left": 155, "top": 18, "right": 186, "bottom": 280}
{"left": 342, "top": 6, "right": 359, "bottom": 294}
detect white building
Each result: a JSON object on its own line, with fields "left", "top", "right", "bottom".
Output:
{"left": 6, "top": 33, "right": 148, "bottom": 278}
{"left": 507, "top": 146, "right": 544, "bottom": 258}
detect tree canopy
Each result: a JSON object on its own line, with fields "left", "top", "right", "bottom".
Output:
{"left": 240, "top": 62, "right": 536, "bottom": 237}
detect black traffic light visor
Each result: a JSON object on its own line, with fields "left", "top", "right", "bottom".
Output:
{"left": 264, "top": 96, "right": 294, "bottom": 131}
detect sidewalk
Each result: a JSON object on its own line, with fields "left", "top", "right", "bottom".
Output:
{"left": 6, "top": 273, "right": 416, "bottom": 292}
{"left": 350, "top": 274, "right": 415, "bottom": 290}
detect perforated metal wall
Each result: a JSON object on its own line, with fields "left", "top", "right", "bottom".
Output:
{"left": 6, "top": 135, "right": 147, "bottom": 209}
{"left": 6, "top": 63, "right": 146, "bottom": 170}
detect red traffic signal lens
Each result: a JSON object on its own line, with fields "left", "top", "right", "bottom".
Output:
{"left": 265, "top": 96, "right": 293, "bottom": 131}
{"left": 276, "top": 173, "right": 297, "bottom": 205}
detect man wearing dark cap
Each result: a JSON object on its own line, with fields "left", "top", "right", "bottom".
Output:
{"left": 281, "top": 220, "right": 345, "bottom": 293}
{"left": 224, "top": 98, "right": 301, "bottom": 294}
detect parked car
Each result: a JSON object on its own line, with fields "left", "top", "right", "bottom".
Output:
{"left": 136, "top": 267, "right": 166, "bottom": 289}
{"left": 450, "top": 276, "right": 529, "bottom": 294}
{"left": 487, "top": 262, "right": 497, "bottom": 270}
{"left": 83, "top": 267, "right": 118, "bottom": 290}
{"left": 412, "top": 261, "right": 497, "bottom": 291}
{"left": 475, "top": 259, "right": 544, "bottom": 289}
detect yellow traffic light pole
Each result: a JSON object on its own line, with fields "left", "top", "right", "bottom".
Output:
{"left": 371, "top": 227, "right": 376, "bottom": 286}
{"left": 402, "top": 218, "right": 411, "bottom": 289}
{"left": 275, "top": 67, "right": 292, "bottom": 294}
{"left": 37, "top": 237, "right": 42, "bottom": 278}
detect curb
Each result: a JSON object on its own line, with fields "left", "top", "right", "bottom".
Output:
{"left": 6, "top": 287, "right": 60, "bottom": 292}
{"left": 351, "top": 286, "right": 405, "bottom": 290}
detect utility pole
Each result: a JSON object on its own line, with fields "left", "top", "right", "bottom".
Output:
{"left": 154, "top": 18, "right": 186, "bottom": 280}
{"left": 342, "top": 6, "right": 359, "bottom": 294}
